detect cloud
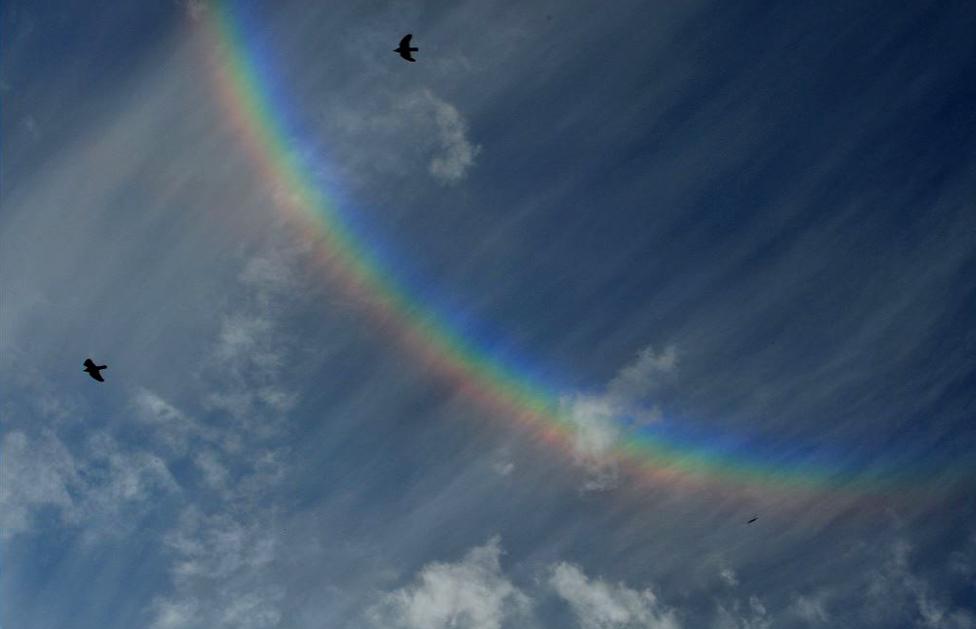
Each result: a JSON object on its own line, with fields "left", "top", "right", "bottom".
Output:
{"left": 329, "top": 87, "right": 480, "bottom": 186}
{"left": 150, "top": 600, "right": 199, "bottom": 629}
{"left": 369, "top": 536, "right": 531, "bottom": 629}
{"left": 864, "top": 542, "right": 976, "bottom": 629}
{"left": 713, "top": 596, "right": 771, "bottom": 629}
{"left": 133, "top": 388, "right": 203, "bottom": 454}
{"left": 493, "top": 459, "right": 516, "bottom": 477}
{"left": 607, "top": 346, "right": 677, "bottom": 403}
{"left": 790, "top": 594, "right": 829, "bottom": 624}
{"left": 0, "top": 430, "right": 78, "bottom": 537}
{"left": 560, "top": 393, "right": 623, "bottom": 491}
{"left": 202, "top": 253, "right": 300, "bottom": 429}
{"left": 150, "top": 505, "right": 284, "bottom": 629}
{"left": 144, "top": 251, "right": 303, "bottom": 629}
{"left": 550, "top": 562, "right": 680, "bottom": 629}
{"left": 561, "top": 344, "right": 676, "bottom": 490}
{"left": 423, "top": 91, "right": 481, "bottom": 184}
{"left": 719, "top": 567, "right": 739, "bottom": 588}
{"left": 0, "top": 428, "right": 178, "bottom": 540}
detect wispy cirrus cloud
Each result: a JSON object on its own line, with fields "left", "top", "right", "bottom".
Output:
{"left": 142, "top": 250, "right": 303, "bottom": 628}
{"left": 0, "top": 428, "right": 178, "bottom": 541}
{"left": 326, "top": 87, "right": 481, "bottom": 187}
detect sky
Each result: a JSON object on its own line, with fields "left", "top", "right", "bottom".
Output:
{"left": 2, "top": 0, "right": 976, "bottom": 627}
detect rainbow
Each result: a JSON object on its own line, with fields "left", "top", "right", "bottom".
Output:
{"left": 195, "top": 1, "right": 964, "bottom": 500}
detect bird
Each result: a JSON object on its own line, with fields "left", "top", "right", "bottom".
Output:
{"left": 747, "top": 516, "right": 758, "bottom": 524}
{"left": 394, "top": 34, "right": 418, "bottom": 62}
{"left": 83, "top": 358, "right": 107, "bottom": 382}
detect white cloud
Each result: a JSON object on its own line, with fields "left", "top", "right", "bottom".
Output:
{"left": 790, "top": 594, "right": 829, "bottom": 624}
{"left": 866, "top": 541, "right": 976, "bottom": 629}
{"left": 493, "top": 459, "right": 516, "bottom": 477}
{"left": 0, "top": 428, "right": 178, "bottom": 540}
{"left": 0, "top": 430, "right": 78, "bottom": 537}
{"left": 151, "top": 600, "right": 199, "bottom": 629}
{"left": 330, "top": 87, "right": 480, "bottom": 186}
{"left": 719, "top": 567, "right": 739, "bottom": 588}
{"left": 145, "top": 250, "right": 303, "bottom": 629}
{"left": 424, "top": 92, "right": 481, "bottom": 184}
{"left": 152, "top": 507, "right": 284, "bottom": 629}
{"left": 550, "top": 562, "right": 680, "bottom": 629}
{"left": 369, "top": 536, "right": 531, "bottom": 629}
{"left": 713, "top": 596, "right": 771, "bottom": 629}
{"left": 133, "top": 388, "right": 201, "bottom": 453}
{"left": 201, "top": 252, "right": 300, "bottom": 431}
{"left": 607, "top": 346, "right": 677, "bottom": 402}
{"left": 561, "top": 344, "right": 677, "bottom": 490}
{"left": 560, "top": 393, "right": 623, "bottom": 491}
{"left": 194, "top": 449, "right": 229, "bottom": 490}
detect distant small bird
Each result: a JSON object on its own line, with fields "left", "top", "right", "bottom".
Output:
{"left": 395, "top": 34, "right": 418, "bottom": 62}
{"left": 83, "top": 358, "right": 107, "bottom": 382}
{"left": 747, "top": 516, "right": 758, "bottom": 524}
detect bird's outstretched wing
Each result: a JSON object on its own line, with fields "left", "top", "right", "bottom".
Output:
{"left": 399, "top": 34, "right": 413, "bottom": 48}
{"left": 89, "top": 370, "right": 105, "bottom": 382}
{"left": 83, "top": 358, "right": 96, "bottom": 368}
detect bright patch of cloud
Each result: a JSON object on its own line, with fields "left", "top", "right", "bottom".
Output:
{"left": 719, "top": 567, "right": 739, "bottom": 588}
{"left": 424, "top": 91, "right": 481, "bottom": 184}
{"left": 331, "top": 87, "right": 480, "bottom": 186}
{"left": 1, "top": 428, "right": 178, "bottom": 540}
{"left": 550, "top": 562, "right": 681, "bottom": 629}
{"left": 369, "top": 536, "right": 531, "bottom": 629}
{"left": 133, "top": 388, "right": 201, "bottom": 453}
{"left": 561, "top": 344, "right": 677, "bottom": 490}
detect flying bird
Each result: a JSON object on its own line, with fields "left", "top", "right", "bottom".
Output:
{"left": 395, "top": 34, "right": 418, "bottom": 62}
{"left": 747, "top": 516, "right": 758, "bottom": 524}
{"left": 83, "top": 358, "right": 107, "bottom": 382}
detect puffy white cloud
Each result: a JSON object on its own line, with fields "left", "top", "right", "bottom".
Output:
{"left": 369, "top": 536, "right": 531, "bottom": 629}
{"left": 560, "top": 393, "right": 623, "bottom": 491}
{"left": 550, "top": 562, "right": 680, "bottom": 629}
{"left": 561, "top": 344, "right": 677, "bottom": 490}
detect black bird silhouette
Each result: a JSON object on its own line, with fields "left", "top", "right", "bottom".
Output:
{"left": 395, "top": 34, "right": 418, "bottom": 62}
{"left": 83, "top": 358, "right": 107, "bottom": 382}
{"left": 747, "top": 516, "right": 758, "bottom": 524}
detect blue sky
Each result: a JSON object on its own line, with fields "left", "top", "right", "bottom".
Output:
{"left": 2, "top": 1, "right": 976, "bottom": 627}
